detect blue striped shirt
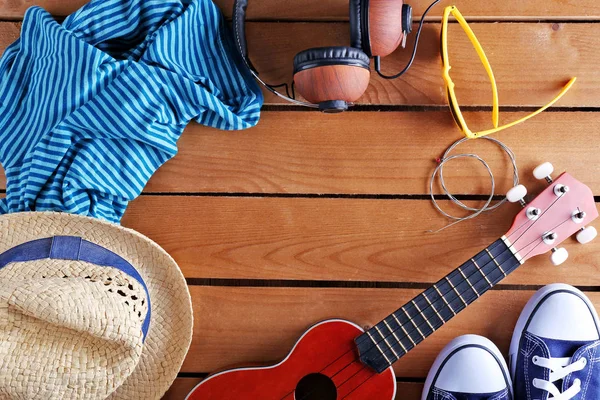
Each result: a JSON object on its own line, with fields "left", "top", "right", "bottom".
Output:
{"left": 0, "top": 0, "right": 263, "bottom": 223}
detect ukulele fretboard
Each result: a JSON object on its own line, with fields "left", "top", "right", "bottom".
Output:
{"left": 355, "top": 238, "right": 521, "bottom": 373}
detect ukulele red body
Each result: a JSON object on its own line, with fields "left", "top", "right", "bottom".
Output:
{"left": 186, "top": 319, "right": 396, "bottom": 400}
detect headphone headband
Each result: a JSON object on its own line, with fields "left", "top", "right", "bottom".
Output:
{"left": 232, "top": 0, "right": 319, "bottom": 108}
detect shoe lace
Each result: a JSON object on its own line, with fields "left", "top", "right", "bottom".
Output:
{"left": 531, "top": 356, "right": 587, "bottom": 400}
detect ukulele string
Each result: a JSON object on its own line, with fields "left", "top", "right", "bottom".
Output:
{"left": 343, "top": 227, "right": 555, "bottom": 373}
{"left": 292, "top": 196, "right": 539, "bottom": 397}
{"left": 519, "top": 213, "right": 575, "bottom": 261}
{"left": 287, "top": 221, "right": 564, "bottom": 400}
{"left": 338, "top": 213, "right": 575, "bottom": 398}
{"left": 350, "top": 220, "right": 526, "bottom": 352}
{"left": 290, "top": 217, "right": 547, "bottom": 400}
{"left": 334, "top": 195, "right": 571, "bottom": 388}
{"left": 336, "top": 215, "right": 576, "bottom": 400}
{"left": 355, "top": 184, "right": 568, "bottom": 351}
{"left": 354, "top": 192, "right": 569, "bottom": 354}
{"left": 288, "top": 195, "right": 572, "bottom": 400}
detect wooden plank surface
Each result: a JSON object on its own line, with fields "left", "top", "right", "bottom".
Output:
{"left": 0, "top": 22, "right": 594, "bottom": 107}
{"left": 181, "top": 286, "right": 600, "bottom": 378}
{"left": 146, "top": 111, "right": 600, "bottom": 195}
{"left": 163, "top": 378, "right": 424, "bottom": 400}
{"left": 3, "top": 111, "right": 600, "bottom": 195}
{"left": 1, "top": 0, "right": 599, "bottom": 20}
{"left": 122, "top": 196, "right": 600, "bottom": 285}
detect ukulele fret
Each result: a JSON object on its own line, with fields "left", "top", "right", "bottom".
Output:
{"left": 365, "top": 330, "right": 393, "bottom": 364}
{"left": 486, "top": 248, "right": 507, "bottom": 277}
{"left": 472, "top": 257, "right": 493, "bottom": 287}
{"left": 434, "top": 284, "right": 456, "bottom": 316}
{"left": 355, "top": 239, "right": 521, "bottom": 374}
{"left": 392, "top": 313, "right": 416, "bottom": 346}
{"left": 458, "top": 266, "right": 479, "bottom": 298}
{"left": 445, "top": 276, "right": 468, "bottom": 307}
{"left": 383, "top": 319, "right": 408, "bottom": 353}
{"left": 374, "top": 325, "right": 400, "bottom": 359}
{"left": 423, "top": 291, "right": 446, "bottom": 323}
{"left": 412, "top": 299, "right": 435, "bottom": 331}
{"left": 402, "top": 307, "right": 426, "bottom": 339}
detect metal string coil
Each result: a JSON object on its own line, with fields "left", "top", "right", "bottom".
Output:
{"left": 429, "top": 137, "right": 519, "bottom": 232}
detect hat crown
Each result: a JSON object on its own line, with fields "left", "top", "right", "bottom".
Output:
{"left": 0, "top": 238, "right": 150, "bottom": 400}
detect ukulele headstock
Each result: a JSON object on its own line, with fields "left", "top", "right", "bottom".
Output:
{"left": 504, "top": 165, "right": 598, "bottom": 266}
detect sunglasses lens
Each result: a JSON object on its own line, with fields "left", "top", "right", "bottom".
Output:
{"left": 446, "top": 88, "right": 463, "bottom": 130}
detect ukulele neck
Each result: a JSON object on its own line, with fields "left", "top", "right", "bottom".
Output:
{"left": 355, "top": 237, "right": 522, "bottom": 373}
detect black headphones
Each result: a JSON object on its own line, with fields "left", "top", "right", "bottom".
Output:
{"left": 233, "top": 0, "right": 440, "bottom": 113}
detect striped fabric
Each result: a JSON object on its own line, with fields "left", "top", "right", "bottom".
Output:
{"left": 0, "top": 0, "right": 263, "bottom": 223}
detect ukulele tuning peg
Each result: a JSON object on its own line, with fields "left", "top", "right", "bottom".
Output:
{"left": 533, "top": 162, "right": 555, "bottom": 183}
{"left": 551, "top": 247, "right": 569, "bottom": 266}
{"left": 506, "top": 184, "right": 528, "bottom": 206}
{"left": 576, "top": 226, "right": 598, "bottom": 244}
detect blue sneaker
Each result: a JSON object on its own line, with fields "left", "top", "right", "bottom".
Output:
{"left": 510, "top": 284, "right": 600, "bottom": 400}
{"left": 423, "top": 335, "right": 513, "bottom": 400}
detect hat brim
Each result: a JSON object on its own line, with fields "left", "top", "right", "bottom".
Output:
{"left": 0, "top": 212, "right": 193, "bottom": 399}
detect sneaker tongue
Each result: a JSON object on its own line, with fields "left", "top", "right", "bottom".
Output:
{"left": 539, "top": 336, "right": 591, "bottom": 358}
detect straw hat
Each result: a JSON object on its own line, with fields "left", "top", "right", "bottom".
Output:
{"left": 0, "top": 212, "right": 193, "bottom": 399}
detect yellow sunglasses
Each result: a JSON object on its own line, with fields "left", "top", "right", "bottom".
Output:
{"left": 441, "top": 5, "right": 577, "bottom": 139}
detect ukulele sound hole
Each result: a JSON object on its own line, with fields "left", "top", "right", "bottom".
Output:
{"left": 295, "top": 373, "right": 337, "bottom": 400}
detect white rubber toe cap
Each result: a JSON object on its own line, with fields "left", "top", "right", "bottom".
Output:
{"left": 527, "top": 288, "right": 600, "bottom": 341}
{"left": 422, "top": 335, "right": 511, "bottom": 399}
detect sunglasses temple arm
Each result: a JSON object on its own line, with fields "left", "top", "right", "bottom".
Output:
{"left": 471, "top": 77, "right": 577, "bottom": 138}
{"left": 449, "top": 7, "right": 500, "bottom": 128}
{"left": 375, "top": 0, "right": 441, "bottom": 80}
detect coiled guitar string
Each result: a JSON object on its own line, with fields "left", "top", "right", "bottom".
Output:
{"left": 429, "top": 137, "right": 519, "bottom": 232}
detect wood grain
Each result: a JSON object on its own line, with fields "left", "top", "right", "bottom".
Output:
{"left": 4, "top": 111, "right": 600, "bottom": 195}
{"left": 162, "top": 378, "right": 423, "bottom": 400}
{"left": 144, "top": 111, "right": 600, "bottom": 195}
{"left": 0, "top": 22, "right": 594, "bottom": 107}
{"left": 293, "top": 64, "right": 371, "bottom": 105}
{"left": 365, "top": 0, "right": 405, "bottom": 57}
{"left": 181, "top": 286, "right": 600, "bottom": 378}
{"left": 122, "top": 196, "right": 600, "bottom": 284}
{"left": 2, "top": 0, "right": 600, "bottom": 20}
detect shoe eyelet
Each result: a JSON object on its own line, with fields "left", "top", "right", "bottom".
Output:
{"left": 581, "top": 357, "right": 588, "bottom": 366}
{"left": 532, "top": 356, "right": 539, "bottom": 364}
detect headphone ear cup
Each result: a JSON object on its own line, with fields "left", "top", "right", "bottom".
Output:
{"left": 293, "top": 46, "right": 371, "bottom": 111}
{"left": 357, "top": 0, "right": 407, "bottom": 58}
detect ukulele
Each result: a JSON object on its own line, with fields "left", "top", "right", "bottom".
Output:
{"left": 186, "top": 165, "right": 598, "bottom": 400}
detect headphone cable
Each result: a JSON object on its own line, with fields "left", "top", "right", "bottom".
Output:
{"left": 375, "top": 0, "right": 441, "bottom": 80}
